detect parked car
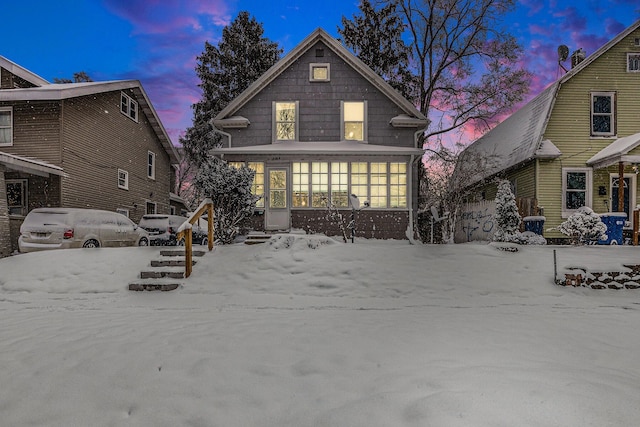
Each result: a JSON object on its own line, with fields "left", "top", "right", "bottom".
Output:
{"left": 18, "top": 208, "right": 149, "bottom": 253}
{"left": 138, "top": 214, "right": 210, "bottom": 246}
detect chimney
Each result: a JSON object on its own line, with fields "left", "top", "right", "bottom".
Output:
{"left": 571, "top": 48, "right": 586, "bottom": 68}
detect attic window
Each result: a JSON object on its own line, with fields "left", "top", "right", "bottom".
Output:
{"left": 310, "top": 63, "right": 330, "bottom": 82}
{"left": 627, "top": 53, "right": 640, "bottom": 72}
{"left": 120, "top": 92, "right": 138, "bottom": 122}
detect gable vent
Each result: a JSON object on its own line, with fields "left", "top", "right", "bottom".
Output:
{"left": 315, "top": 48, "right": 324, "bottom": 57}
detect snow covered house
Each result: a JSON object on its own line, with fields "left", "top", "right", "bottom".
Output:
{"left": 454, "top": 19, "right": 640, "bottom": 242}
{"left": 210, "top": 28, "right": 429, "bottom": 240}
{"left": 0, "top": 56, "right": 181, "bottom": 256}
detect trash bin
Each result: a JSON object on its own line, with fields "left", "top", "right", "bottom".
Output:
{"left": 523, "top": 216, "right": 546, "bottom": 235}
{"left": 598, "top": 212, "right": 627, "bottom": 245}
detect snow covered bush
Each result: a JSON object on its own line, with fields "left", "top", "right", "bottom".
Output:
{"left": 555, "top": 206, "right": 607, "bottom": 245}
{"left": 493, "top": 180, "right": 521, "bottom": 242}
{"left": 193, "top": 157, "right": 260, "bottom": 244}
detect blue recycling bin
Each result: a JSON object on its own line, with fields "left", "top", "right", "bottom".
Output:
{"left": 523, "top": 216, "right": 545, "bottom": 235}
{"left": 598, "top": 212, "right": 626, "bottom": 245}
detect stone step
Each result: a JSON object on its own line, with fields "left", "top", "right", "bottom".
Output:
{"left": 151, "top": 259, "right": 197, "bottom": 267}
{"left": 128, "top": 282, "right": 180, "bottom": 292}
{"left": 160, "top": 249, "right": 206, "bottom": 257}
{"left": 140, "top": 270, "right": 184, "bottom": 279}
{"left": 244, "top": 234, "right": 272, "bottom": 245}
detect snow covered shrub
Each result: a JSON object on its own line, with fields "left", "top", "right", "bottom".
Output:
{"left": 493, "top": 180, "right": 521, "bottom": 242}
{"left": 193, "top": 157, "right": 260, "bottom": 244}
{"left": 555, "top": 206, "right": 607, "bottom": 245}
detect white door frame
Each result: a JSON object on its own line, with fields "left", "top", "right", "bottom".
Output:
{"left": 265, "top": 166, "right": 291, "bottom": 231}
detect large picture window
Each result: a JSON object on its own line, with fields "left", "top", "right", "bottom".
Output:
{"left": 562, "top": 168, "right": 592, "bottom": 216}
{"left": 591, "top": 92, "right": 615, "bottom": 137}
{"left": 0, "top": 107, "right": 13, "bottom": 146}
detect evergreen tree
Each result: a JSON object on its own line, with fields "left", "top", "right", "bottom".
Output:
{"left": 493, "top": 179, "right": 521, "bottom": 241}
{"left": 338, "top": 0, "right": 415, "bottom": 101}
{"left": 193, "top": 158, "right": 260, "bottom": 244}
{"left": 180, "top": 11, "right": 282, "bottom": 168}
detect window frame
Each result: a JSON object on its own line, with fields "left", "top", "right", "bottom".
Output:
{"left": 272, "top": 101, "right": 299, "bottom": 142}
{"left": 590, "top": 91, "right": 616, "bottom": 137}
{"left": 145, "top": 201, "right": 157, "bottom": 215}
{"left": 6, "top": 178, "right": 27, "bottom": 216}
{"left": 120, "top": 92, "right": 139, "bottom": 122}
{"left": 309, "top": 63, "right": 330, "bottom": 82}
{"left": 147, "top": 151, "right": 156, "bottom": 180}
{"left": 562, "top": 167, "right": 592, "bottom": 217}
{"left": 117, "top": 208, "right": 130, "bottom": 217}
{"left": 0, "top": 106, "right": 13, "bottom": 147}
{"left": 341, "top": 101, "right": 367, "bottom": 142}
{"left": 627, "top": 53, "right": 640, "bottom": 72}
{"left": 118, "top": 169, "right": 129, "bottom": 190}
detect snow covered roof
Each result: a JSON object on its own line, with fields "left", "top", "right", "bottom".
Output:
{"left": 456, "top": 18, "right": 640, "bottom": 187}
{"left": 0, "top": 55, "right": 49, "bottom": 86}
{"left": 213, "top": 28, "right": 428, "bottom": 128}
{"left": 0, "top": 151, "right": 66, "bottom": 177}
{"left": 587, "top": 132, "right": 640, "bottom": 169}
{"left": 210, "top": 140, "right": 424, "bottom": 156}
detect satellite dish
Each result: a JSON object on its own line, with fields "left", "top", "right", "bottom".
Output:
{"left": 558, "top": 45, "right": 569, "bottom": 62}
{"left": 349, "top": 194, "right": 360, "bottom": 210}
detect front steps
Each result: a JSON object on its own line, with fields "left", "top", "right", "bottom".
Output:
{"left": 128, "top": 248, "right": 206, "bottom": 291}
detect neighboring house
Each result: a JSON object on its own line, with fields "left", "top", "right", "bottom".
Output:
{"left": 0, "top": 55, "right": 180, "bottom": 256}
{"left": 210, "top": 28, "right": 429, "bottom": 240}
{"left": 454, "top": 19, "right": 640, "bottom": 242}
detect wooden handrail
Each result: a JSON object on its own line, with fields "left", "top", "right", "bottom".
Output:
{"left": 176, "top": 198, "right": 214, "bottom": 278}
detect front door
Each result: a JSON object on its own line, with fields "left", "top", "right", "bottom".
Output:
{"left": 611, "top": 175, "right": 635, "bottom": 221}
{"left": 266, "top": 167, "right": 290, "bottom": 230}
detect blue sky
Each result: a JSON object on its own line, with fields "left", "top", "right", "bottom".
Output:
{"left": 2, "top": 0, "right": 639, "bottom": 145}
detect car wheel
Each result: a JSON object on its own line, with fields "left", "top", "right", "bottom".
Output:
{"left": 201, "top": 237, "right": 208, "bottom": 247}
{"left": 83, "top": 239, "right": 100, "bottom": 248}
{"left": 138, "top": 237, "right": 149, "bottom": 247}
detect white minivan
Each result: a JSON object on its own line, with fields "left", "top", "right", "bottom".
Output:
{"left": 18, "top": 208, "right": 149, "bottom": 253}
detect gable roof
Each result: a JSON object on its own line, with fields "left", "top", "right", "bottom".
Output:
{"left": 0, "top": 56, "right": 49, "bottom": 87}
{"left": 0, "top": 56, "right": 179, "bottom": 165}
{"left": 457, "top": 19, "right": 640, "bottom": 186}
{"left": 214, "top": 28, "right": 428, "bottom": 124}
{"left": 587, "top": 132, "right": 640, "bottom": 169}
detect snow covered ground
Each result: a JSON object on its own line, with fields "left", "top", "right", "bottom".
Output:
{"left": 1, "top": 235, "right": 640, "bottom": 426}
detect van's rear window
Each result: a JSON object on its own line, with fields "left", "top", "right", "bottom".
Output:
{"left": 23, "top": 212, "right": 70, "bottom": 226}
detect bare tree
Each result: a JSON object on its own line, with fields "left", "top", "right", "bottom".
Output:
{"left": 53, "top": 71, "right": 93, "bottom": 83}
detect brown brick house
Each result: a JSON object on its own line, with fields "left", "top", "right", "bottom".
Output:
{"left": 210, "top": 28, "right": 429, "bottom": 240}
{"left": 0, "top": 55, "right": 181, "bottom": 256}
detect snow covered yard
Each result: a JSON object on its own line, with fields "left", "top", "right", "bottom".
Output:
{"left": 1, "top": 236, "right": 640, "bottom": 426}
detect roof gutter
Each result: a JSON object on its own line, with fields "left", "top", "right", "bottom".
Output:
{"left": 209, "top": 119, "right": 232, "bottom": 148}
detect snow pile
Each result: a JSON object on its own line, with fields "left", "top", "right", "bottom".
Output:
{"left": 2, "top": 240, "right": 640, "bottom": 426}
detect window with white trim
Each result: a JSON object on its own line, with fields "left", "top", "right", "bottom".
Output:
{"left": 350, "top": 162, "right": 368, "bottom": 203}
{"left": 627, "top": 53, "right": 640, "bottom": 72}
{"left": 562, "top": 168, "right": 592, "bottom": 216}
{"left": 248, "top": 162, "right": 265, "bottom": 208}
{"left": 147, "top": 151, "right": 156, "bottom": 180}
{"left": 591, "top": 92, "right": 615, "bottom": 137}
{"left": 6, "top": 179, "right": 27, "bottom": 216}
{"left": 0, "top": 107, "right": 13, "bottom": 146}
{"left": 273, "top": 101, "right": 298, "bottom": 141}
{"left": 146, "top": 201, "right": 157, "bottom": 214}
{"left": 293, "top": 162, "right": 310, "bottom": 207}
{"left": 370, "top": 162, "right": 388, "bottom": 208}
{"left": 311, "top": 162, "right": 329, "bottom": 207}
{"left": 118, "top": 169, "right": 129, "bottom": 190}
{"left": 310, "top": 63, "right": 330, "bottom": 82}
{"left": 117, "top": 208, "right": 130, "bottom": 217}
{"left": 342, "top": 101, "right": 366, "bottom": 141}
{"left": 389, "top": 163, "right": 407, "bottom": 208}
{"left": 120, "top": 92, "right": 138, "bottom": 122}
{"left": 330, "top": 162, "right": 349, "bottom": 207}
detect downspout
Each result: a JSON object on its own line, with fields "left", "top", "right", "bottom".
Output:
{"left": 208, "top": 119, "right": 232, "bottom": 148}
{"left": 407, "top": 154, "right": 417, "bottom": 244}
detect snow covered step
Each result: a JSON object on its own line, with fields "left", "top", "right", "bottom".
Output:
{"left": 151, "top": 259, "right": 197, "bottom": 268}
{"left": 140, "top": 270, "right": 184, "bottom": 279}
{"left": 160, "top": 249, "right": 206, "bottom": 257}
{"left": 128, "top": 282, "right": 181, "bottom": 292}
{"left": 244, "top": 234, "right": 272, "bottom": 245}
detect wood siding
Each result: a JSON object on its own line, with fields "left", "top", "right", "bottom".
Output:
{"left": 541, "top": 26, "right": 640, "bottom": 237}
{"left": 0, "top": 67, "right": 39, "bottom": 89}
{"left": 60, "top": 90, "right": 173, "bottom": 223}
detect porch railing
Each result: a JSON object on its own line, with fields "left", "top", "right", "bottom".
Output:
{"left": 176, "top": 198, "right": 214, "bottom": 278}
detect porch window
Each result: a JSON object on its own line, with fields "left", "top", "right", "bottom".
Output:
{"left": 350, "top": 162, "right": 368, "bottom": 203}
{"left": 562, "top": 168, "right": 592, "bottom": 216}
{"left": 342, "top": 101, "right": 366, "bottom": 141}
{"left": 273, "top": 101, "right": 298, "bottom": 141}
{"left": 330, "top": 162, "right": 349, "bottom": 207}
{"left": 6, "top": 179, "right": 27, "bottom": 216}
{"left": 292, "top": 162, "right": 310, "bottom": 207}
{"left": 591, "top": 92, "right": 615, "bottom": 137}
{"left": 120, "top": 92, "right": 138, "bottom": 122}
{"left": 370, "top": 163, "right": 388, "bottom": 208}
{"left": 389, "top": 163, "right": 407, "bottom": 208}
{"left": 311, "top": 162, "right": 329, "bottom": 207}
{"left": 248, "top": 162, "right": 265, "bottom": 208}
{"left": 0, "top": 107, "right": 12, "bottom": 146}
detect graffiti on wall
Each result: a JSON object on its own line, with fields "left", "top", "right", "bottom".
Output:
{"left": 455, "top": 201, "right": 496, "bottom": 243}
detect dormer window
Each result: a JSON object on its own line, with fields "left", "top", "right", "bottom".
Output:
{"left": 310, "top": 63, "right": 330, "bottom": 82}
{"left": 120, "top": 92, "right": 138, "bottom": 122}
{"left": 627, "top": 53, "right": 640, "bottom": 72}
